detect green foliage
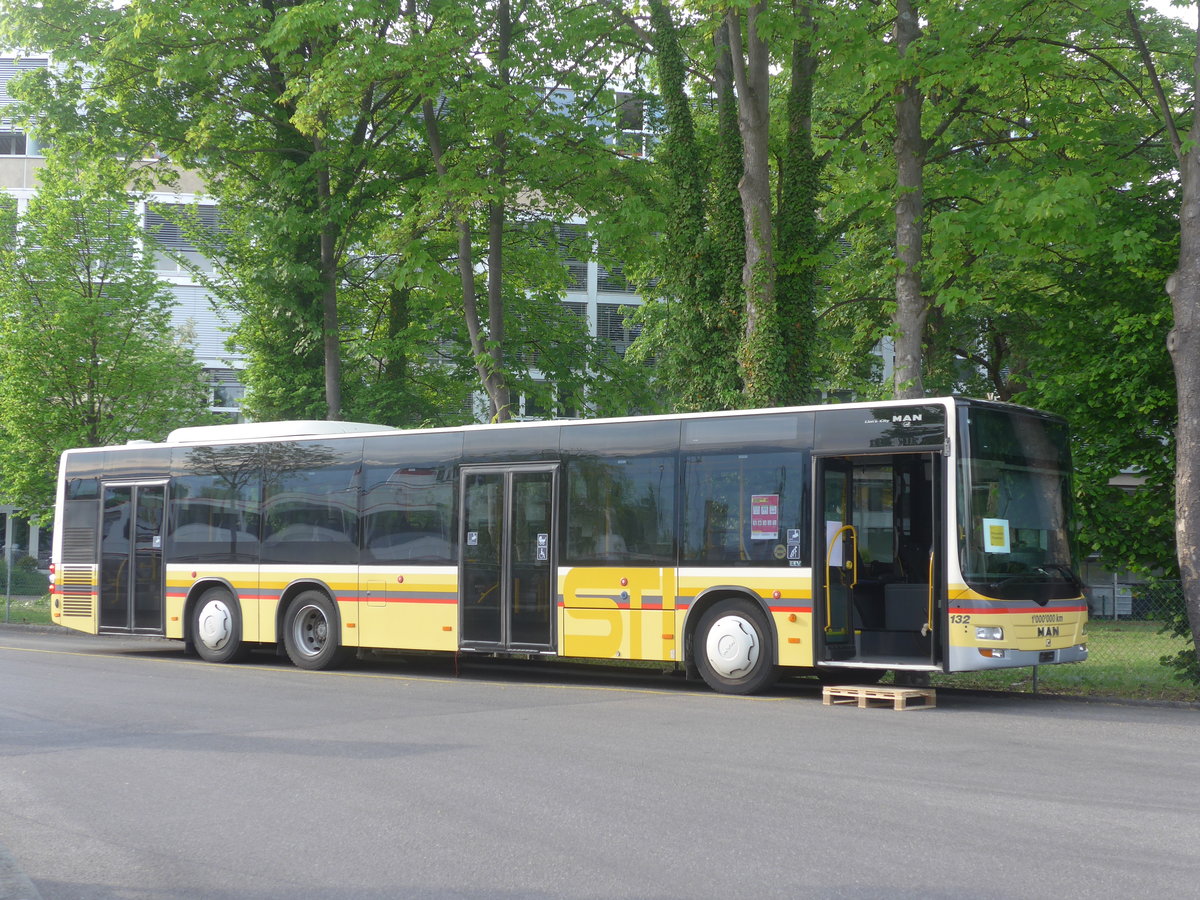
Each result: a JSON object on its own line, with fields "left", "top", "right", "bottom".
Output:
{"left": 0, "top": 154, "right": 212, "bottom": 516}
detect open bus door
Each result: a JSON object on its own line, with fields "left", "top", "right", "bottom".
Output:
{"left": 814, "top": 454, "right": 942, "bottom": 673}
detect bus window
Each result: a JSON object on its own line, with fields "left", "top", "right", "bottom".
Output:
{"left": 682, "top": 450, "right": 808, "bottom": 566}
{"left": 361, "top": 466, "right": 456, "bottom": 564}
{"left": 260, "top": 440, "right": 361, "bottom": 565}
{"left": 170, "top": 444, "right": 262, "bottom": 564}
{"left": 564, "top": 455, "right": 675, "bottom": 564}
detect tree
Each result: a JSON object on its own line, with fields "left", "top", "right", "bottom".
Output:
{"left": 1130, "top": 2, "right": 1200, "bottom": 679}
{"left": 0, "top": 153, "right": 211, "bottom": 515}
{"left": 630, "top": 0, "right": 744, "bottom": 410}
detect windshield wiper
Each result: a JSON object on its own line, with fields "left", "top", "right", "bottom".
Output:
{"left": 1035, "top": 563, "right": 1083, "bottom": 591}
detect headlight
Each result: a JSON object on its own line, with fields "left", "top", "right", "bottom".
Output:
{"left": 975, "top": 626, "right": 1003, "bottom": 641}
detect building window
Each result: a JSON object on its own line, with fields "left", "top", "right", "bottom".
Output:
{"left": 0, "top": 132, "right": 27, "bottom": 155}
{"left": 554, "top": 224, "right": 589, "bottom": 291}
{"left": 597, "top": 303, "right": 641, "bottom": 357}
{"left": 145, "top": 203, "right": 222, "bottom": 272}
{"left": 614, "top": 92, "right": 649, "bottom": 158}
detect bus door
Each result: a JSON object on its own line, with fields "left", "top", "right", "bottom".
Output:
{"left": 99, "top": 482, "right": 166, "bottom": 634}
{"left": 814, "top": 454, "right": 941, "bottom": 667}
{"left": 460, "top": 465, "right": 557, "bottom": 651}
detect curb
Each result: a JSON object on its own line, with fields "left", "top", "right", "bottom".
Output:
{"left": 0, "top": 843, "right": 40, "bottom": 900}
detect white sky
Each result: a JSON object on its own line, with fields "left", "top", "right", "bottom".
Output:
{"left": 1144, "top": 0, "right": 1197, "bottom": 27}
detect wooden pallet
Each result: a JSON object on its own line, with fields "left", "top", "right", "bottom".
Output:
{"left": 822, "top": 684, "right": 936, "bottom": 711}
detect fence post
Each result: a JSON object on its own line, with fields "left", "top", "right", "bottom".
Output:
{"left": 3, "top": 513, "right": 11, "bottom": 624}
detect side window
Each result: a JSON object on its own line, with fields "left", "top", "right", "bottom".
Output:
{"left": 682, "top": 451, "right": 809, "bottom": 567}
{"left": 361, "top": 464, "right": 457, "bottom": 564}
{"left": 260, "top": 441, "right": 361, "bottom": 565}
{"left": 564, "top": 455, "right": 675, "bottom": 564}
{"left": 170, "top": 445, "right": 263, "bottom": 564}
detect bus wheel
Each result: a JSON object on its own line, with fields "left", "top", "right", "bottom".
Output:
{"left": 192, "top": 587, "right": 248, "bottom": 664}
{"left": 283, "top": 591, "right": 351, "bottom": 670}
{"left": 694, "top": 599, "right": 778, "bottom": 695}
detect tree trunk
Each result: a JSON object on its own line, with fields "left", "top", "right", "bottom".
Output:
{"left": 1129, "top": 7, "right": 1200, "bottom": 672}
{"left": 727, "top": 3, "right": 780, "bottom": 406}
{"left": 1167, "top": 28, "right": 1200, "bottom": 672}
{"left": 422, "top": 99, "right": 510, "bottom": 422}
{"left": 892, "top": 0, "right": 927, "bottom": 400}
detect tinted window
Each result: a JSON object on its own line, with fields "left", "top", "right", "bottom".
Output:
{"left": 261, "top": 440, "right": 362, "bottom": 565}
{"left": 63, "top": 450, "right": 105, "bottom": 499}
{"left": 361, "top": 433, "right": 462, "bottom": 565}
{"left": 564, "top": 454, "right": 676, "bottom": 564}
{"left": 170, "top": 444, "right": 262, "bottom": 564}
{"left": 104, "top": 446, "right": 173, "bottom": 480}
{"left": 682, "top": 450, "right": 809, "bottom": 566}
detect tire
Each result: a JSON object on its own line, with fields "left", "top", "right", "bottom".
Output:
{"left": 282, "top": 590, "right": 352, "bottom": 670}
{"left": 693, "top": 599, "right": 778, "bottom": 695}
{"left": 191, "top": 587, "right": 248, "bottom": 664}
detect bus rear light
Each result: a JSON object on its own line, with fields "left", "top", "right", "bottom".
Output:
{"left": 978, "top": 648, "right": 1007, "bottom": 658}
{"left": 975, "top": 626, "right": 1003, "bottom": 641}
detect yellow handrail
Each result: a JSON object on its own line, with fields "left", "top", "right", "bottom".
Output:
{"left": 824, "top": 524, "right": 857, "bottom": 633}
{"left": 922, "top": 550, "right": 935, "bottom": 637}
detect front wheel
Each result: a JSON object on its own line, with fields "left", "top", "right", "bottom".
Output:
{"left": 283, "top": 590, "right": 352, "bottom": 670}
{"left": 694, "top": 599, "right": 778, "bottom": 695}
{"left": 191, "top": 587, "right": 248, "bottom": 664}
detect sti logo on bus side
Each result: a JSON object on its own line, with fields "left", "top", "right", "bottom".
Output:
{"left": 865, "top": 413, "right": 924, "bottom": 427}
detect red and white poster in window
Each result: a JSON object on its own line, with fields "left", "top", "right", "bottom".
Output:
{"left": 750, "top": 493, "right": 780, "bottom": 540}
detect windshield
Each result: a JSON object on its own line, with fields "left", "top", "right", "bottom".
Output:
{"left": 958, "top": 405, "right": 1079, "bottom": 602}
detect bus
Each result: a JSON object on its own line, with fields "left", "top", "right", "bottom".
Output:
{"left": 49, "top": 397, "right": 1087, "bottom": 694}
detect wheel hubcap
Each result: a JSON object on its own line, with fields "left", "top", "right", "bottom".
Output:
{"left": 293, "top": 604, "right": 329, "bottom": 657}
{"left": 197, "top": 599, "right": 232, "bottom": 651}
{"left": 705, "top": 614, "right": 760, "bottom": 679}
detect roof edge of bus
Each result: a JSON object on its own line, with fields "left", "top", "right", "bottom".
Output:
{"left": 166, "top": 420, "right": 396, "bottom": 444}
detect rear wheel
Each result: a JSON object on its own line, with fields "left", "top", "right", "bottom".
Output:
{"left": 191, "top": 587, "right": 248, "bottom": 664}
{"left": 283, "top": 590, "right": 352, "bottom": 670}
{"left": 694, "top": 599, "right": 778, "bottom": 695}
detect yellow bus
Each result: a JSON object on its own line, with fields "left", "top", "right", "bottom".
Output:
{"left": 49, "top": 397, "right": 1087, "bottom": 693}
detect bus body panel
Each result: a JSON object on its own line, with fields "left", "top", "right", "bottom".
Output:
{"left": 358, "top": 566, "right": 458, "bottom": 652}
{"left": 677, "top": 567, "right": 815, "bottom": 668}
{"left": 944, "top": 583, "right": 1087, "bottom": 670}
{"left": 558, "top": 566, "right": 677, "bottom": 661}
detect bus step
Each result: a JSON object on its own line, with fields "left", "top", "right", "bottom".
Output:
{"left": 822, "top": 684, "right": 936, "bottom": 711}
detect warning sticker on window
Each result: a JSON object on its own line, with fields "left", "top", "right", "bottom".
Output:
{"left": 751, "top": 493, "right": 780, "bottom": 540}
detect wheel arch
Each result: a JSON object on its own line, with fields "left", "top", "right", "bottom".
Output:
{"left": 183, "top": 578, "right": 240, "bottom": 648}
{"left": 683, "top": 586, "right": 778, "bottom": 667}
{"left": 273, "top": 579, "right": 341, "bottom": 646}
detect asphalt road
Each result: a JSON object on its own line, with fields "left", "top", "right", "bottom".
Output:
{"left": 1, "top": 626, "right": 1198, "bottom": 900}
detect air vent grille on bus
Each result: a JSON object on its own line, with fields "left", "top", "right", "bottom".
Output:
{"left": 59, "top": 565, "right": 95, "bottom": 588}
{"left": 61, "top": 596, "right": 94, "bottom": 618}
{"left": 62, "top": 528, "right": 97, "bottom": 564}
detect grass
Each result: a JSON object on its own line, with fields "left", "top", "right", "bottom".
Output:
{"left": 1, "top": 593, "right": 52, "bottom": 626}
{"left": 932, "top": 618, "right": 1199, "bottom": 702}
